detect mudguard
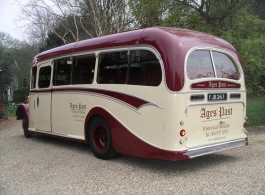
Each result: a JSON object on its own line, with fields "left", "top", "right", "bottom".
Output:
{"left": 16, "top": 103, "right": 29, "bottom": 120}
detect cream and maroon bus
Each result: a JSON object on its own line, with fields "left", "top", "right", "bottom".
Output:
{"left": 16, "top": 27, "right": 248, "bottom": 160}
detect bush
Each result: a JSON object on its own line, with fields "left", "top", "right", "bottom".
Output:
{"left": 6, "top": 103, "right": 19, "bottom": 116}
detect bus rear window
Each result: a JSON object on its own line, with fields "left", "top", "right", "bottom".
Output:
{"left": 187, "top": 50, "right": 215, "bottom": 80}
{"left": 187, "top": 50, "right": 239, "bottom": 80}
{"left": 212, "top": 51, "right": 239, "bottom": 80}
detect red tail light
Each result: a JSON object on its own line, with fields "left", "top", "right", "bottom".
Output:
{"left": 180, "top": 129, "right": 186, "bottom": 136}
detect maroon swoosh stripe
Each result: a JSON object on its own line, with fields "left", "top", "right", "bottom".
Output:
{"left": 30, "top": 87, "right": 155, "bottom": 109}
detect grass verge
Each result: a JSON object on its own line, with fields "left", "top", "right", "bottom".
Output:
{"left": 247, "top": 97, "right": 265, "bottom": 126}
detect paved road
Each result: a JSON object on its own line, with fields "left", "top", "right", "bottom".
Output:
{"left": 1, "top": 121, "right": 265, "bottom": 195}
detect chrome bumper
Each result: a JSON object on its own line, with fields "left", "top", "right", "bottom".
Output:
{"left": 185, "top": 138, "right": 247, "bottom": 159}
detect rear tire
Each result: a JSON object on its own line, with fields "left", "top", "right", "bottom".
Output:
{"left": 88, "top": 116, "right": 117, "bottom": 160}
{"left": 22, "top": 113, "right": 32, "bottom": 138}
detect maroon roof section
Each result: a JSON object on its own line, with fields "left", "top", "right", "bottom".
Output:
{"left": 34, "top": 29, "right": 143, "bottom": 64}
{"left": 36, "top": 42, "right": 77, "bottom": 62}
{"left": 33, "top": 27, "right": 241, "bottom": 92}
{"left": 73, "top": 29, "right": 143, "bottom": 53}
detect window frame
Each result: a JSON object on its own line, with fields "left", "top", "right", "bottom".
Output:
{"left": 186, "top": 49, "right": 241, "bottom": 81}
{"left": 97, "top": 48, "right": 162, "bottom": 87}
{"left": 38, "top": 65, "right": 52, "bottom": 89}
{"left": 52, "top": 57, "right": 72, "bottom": 86}
{"left": 72, "top": 53, "right": 96, "bottom": 85}
{"left": 31, "top": 66, "right": 37, "bottom": 89}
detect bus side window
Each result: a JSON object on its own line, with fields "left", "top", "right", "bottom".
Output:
{"left": 72, "top": 54, "right": 96, "bottom": 84}
{"left": 98, "top": 51, "right": 128, "bottom": 84}
{"left": 129, "top": 50, "right": 162, "bottom": 86}
{"left": 31, "top": 66, "right": 37, "bottom": 89}
{"left": 53, "top": 58, "right": 72, "bottom": 86}
{"left": 38, "top": 66, "right": 51, "bottom": 88}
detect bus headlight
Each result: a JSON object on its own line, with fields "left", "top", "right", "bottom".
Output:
{"left": 25, "top": 96, "right": 29, "bottom": 104}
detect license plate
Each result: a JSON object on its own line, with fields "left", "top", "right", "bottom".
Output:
{"left": 208, "top": 93, "right": 227, "bottom": 101}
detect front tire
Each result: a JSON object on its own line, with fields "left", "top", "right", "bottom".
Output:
{"left": 22, "top": 113, "right": 32, "bottom": 138}
{"left": 88, "top": 116, "right": 117, "bottom": 160}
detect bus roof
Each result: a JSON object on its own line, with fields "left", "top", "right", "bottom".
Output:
{"left": 34, "top": 27, "right": 241, "bottom": 91}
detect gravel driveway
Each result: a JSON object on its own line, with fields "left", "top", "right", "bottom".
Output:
{"left": 1, "top": 118, "right": 265, "bottom": 195}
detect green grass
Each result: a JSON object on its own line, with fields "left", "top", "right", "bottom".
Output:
{"left": 247, "top": 97, "right": 265, "bottom": 126}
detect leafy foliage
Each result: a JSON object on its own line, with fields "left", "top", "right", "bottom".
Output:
{"left": 220, "top": 9, "right": 265, "bottom": 93}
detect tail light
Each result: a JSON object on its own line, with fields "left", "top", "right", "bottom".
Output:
{"left": 180, "top": 129, "right": 186, "bottom": 136}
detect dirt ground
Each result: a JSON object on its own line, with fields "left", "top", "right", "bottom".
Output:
{"left": 0, "top": 116, "right": 20, "bottom": 130}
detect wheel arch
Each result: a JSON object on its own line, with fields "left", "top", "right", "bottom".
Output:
{"left": 16, "top": 104, "right": 29, "bottom": 120}
{"left": 84, "top": 107, "right": 113, "bottom": 144}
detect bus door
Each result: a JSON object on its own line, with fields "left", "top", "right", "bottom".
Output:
{"left": 36, "top": 63, "right": 52, "bottom": 132}
{"left": 28, "top": 66, "right": 37, "bottom": 130}
{"left": 51, "top": 58, "right": 72, "bottom": 135}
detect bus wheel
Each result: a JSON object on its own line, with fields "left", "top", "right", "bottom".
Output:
{"left": 22, "top": 113, "right": 32, "bottom": 138}
{"left": 88, "top": 116, "right": 117, "bottom": 160}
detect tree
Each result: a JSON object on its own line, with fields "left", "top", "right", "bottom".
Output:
{"left": 0, "top": 33, "right": 19, "bottom": 94}
{"left": 12, "top": 42, "right": 39, "bottom": 102}
{"left": 0, "top": 32, "right": 39, "bottom": 102}
{"left": 16, "top": 0, "right": 54, "bottom": 47}
{"left": 220, "top": 9, "right": 265, "bottom": 93}
{"left": 39, "top": 31, "right": 65, "bottom": 52}
{"left": 249, "top": 0, "right": 265, "bottom": 20}
{"left": 78, "top": 0, "right": 133, "bottom": 36}
{"left": 128, "top": 0, "right": 173, "bottom": 28}
{"left": 17, "top": 0, "right": 133, "bottom": 46}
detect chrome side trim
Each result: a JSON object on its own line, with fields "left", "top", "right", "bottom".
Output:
{"left": 28, "top": 128, "right": 85, "bottom": 141}
{"left": 185, "top": 138, "right": 247, "bottom": 158}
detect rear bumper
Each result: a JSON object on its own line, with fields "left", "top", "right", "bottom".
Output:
{"left": 185, "top": 138, "right": 247, "bottom": 159}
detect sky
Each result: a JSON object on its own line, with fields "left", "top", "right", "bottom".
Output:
{"left": 0, "top": 0, "right": 28, "bottom": 41}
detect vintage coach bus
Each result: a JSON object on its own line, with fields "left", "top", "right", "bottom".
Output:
{"left": 16, "top": 27, "right": 248, "bottom": 160}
